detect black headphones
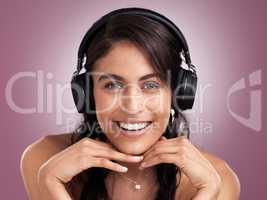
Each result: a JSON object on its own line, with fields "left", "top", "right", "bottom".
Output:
{"left": 71, "top": 7, "right": 198, "bottom": 114}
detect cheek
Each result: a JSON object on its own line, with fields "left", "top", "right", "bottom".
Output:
{"left": 93, "top": 90, "right": 117, "bottom": 132}
{"left": 148, "top": 92, "right": 172, "bottom": 133}
{"left": 94, "top": 90, "right": 117, "bottom": 112}
{"left": 144, "top": 91, "right": 171, "bottom": 115}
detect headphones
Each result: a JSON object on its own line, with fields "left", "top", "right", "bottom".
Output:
{"left": 71, "top": 7, "right": 198, "bottom": 114}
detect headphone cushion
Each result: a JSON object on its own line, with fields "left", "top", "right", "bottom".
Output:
{"left": 71, "top": 73, "right": 94, "bottom": 113}
{"left": 173, "top": 67, "right": 197, "bottom": 110}
{"left": 71, "top": 73, "right": 86, "bottom": 113}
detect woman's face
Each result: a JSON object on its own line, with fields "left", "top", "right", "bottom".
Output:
{"left": 91, "top": 41, "right": 172, "bottom": 155}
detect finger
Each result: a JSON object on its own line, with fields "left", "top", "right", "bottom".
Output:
{"left": 95, "top": 137, "right": 112, "bottom": 145}
{"left": 145, "top": 136, "right": 191, "bottom": 158}
{"left": 90, "top": 157, "right": 128, "bottom": 173}
{"left": 142, "top": 136, "right": 189, "bottom": 159}
{"left": 77, "top": 138, "right": 143, "bottom": 163}
{"left": 142, "top": 139, "right": 166, "bottom": 158}
{"left": 140, "top": 154, "right": 177, "bottom": 169}
{"left": 141, "top": 142, "right": 204, "bottom": 170}
{"left": 93, "top": 138, "right": 113, "bottom": 148}
{"left": 91, "top": 148, "right": 143, "bottom": 163}
{"left": 143, "top": 139, "right": 177, "bottom": 158}
{"left": 142, "top": 146, "right": 178, "bottom": 162}
{"left": 79, "top": 137, "right": 112, "bottom": 149}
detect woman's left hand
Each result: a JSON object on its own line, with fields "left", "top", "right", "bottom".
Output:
{"left": 139, "top": 136, "right": 222, "bottom": 200}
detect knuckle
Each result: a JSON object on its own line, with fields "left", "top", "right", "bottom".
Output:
{"left": 157, "top": 154, "right": 164, "bottom": 160}
{"left": 177, "top": 136, "right": 188, "bottom": 143}
{"left": 80, "top": 138, "right": 91, "bottom": 146}
{"left": 98, "top": 158, "right": 108, "bottom": 166}
{"left": 109, "top": 150, "right": 116, "bottom": 158}
{"left": 179, "top": 146, "right": 187, "bottom": 154}
{"left": 179, "top": 154, "right": 187, "bottom": 162}
{"left": 78, "top": 156, "right": 89, "bottom": 169}
{"left": 79, "top": 146, "right": 89, "bottom": 154}
{"left": 105, "top": 143, "right": 113, "bottom": 148}
{"left": 151, "top": 146, "right": 157, "bottom": 153}
{"left": 125, "top": 154, "right": 133, "bottom": 160}
{"left": 153, "top": 147, "right": 160, "bottom": 155}
{"left": 179, "top": 137, "right": 188, "bottom": 144}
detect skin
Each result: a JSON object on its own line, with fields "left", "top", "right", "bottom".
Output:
{"left": 90, "top": 40, "right": 173, "bottom": 199}
{"left": 91, "top": 40, "right": 172, "bottom": 156}
{"left": 20, "top": 40, "right": 241, "bottom": 200}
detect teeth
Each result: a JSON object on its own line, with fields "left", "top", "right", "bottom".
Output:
{"left": 118, "top": 122, "right": 150, "bottom": 131}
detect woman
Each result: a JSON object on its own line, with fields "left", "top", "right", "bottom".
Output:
{"left": 20, "top": 7, "right": 240, "bottom": 200}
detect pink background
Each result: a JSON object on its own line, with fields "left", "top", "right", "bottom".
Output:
{"left": 1, "top": 0, "right": 266, "bottom": 199}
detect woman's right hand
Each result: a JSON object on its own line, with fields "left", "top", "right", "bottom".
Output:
{"left": 37, "top": 137, "right": 143, "bottom": 199}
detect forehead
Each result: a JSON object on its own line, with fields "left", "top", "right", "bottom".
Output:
{"left": 92, "top": 41, "right": 157, "bottom": 80}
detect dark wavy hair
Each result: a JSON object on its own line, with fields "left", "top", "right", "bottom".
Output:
{"left": 70, "top": 11, "right": 191, "bottom": 200}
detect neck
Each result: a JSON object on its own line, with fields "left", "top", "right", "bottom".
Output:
{"left": 112, "top": 160, "right": 157, "bottom": 185}
{"left": 105, "top": 161, "right": 159, "bottom": 199}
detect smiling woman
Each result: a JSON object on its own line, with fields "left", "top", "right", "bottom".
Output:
{"left": 20, "top": 7, "right": 240, "bottom": 200}
{"left": 70, "top": 9, "right": 186, "bottom": 199}
{"left": 90, "top": 40, "right": 174, "bottom": 154}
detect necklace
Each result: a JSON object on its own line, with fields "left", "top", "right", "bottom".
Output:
{"left": 116, "top": 172, "right": 142, "bottom": 189}
{"left": 109, "top": 170, "right": 158, "bottom": 200}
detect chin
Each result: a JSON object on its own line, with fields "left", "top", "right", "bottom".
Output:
{"left": 109, "top": 139, "right": 154, "bottom": 155}
{"left": 118, "top": 145, "right": 147, "bottom": 155}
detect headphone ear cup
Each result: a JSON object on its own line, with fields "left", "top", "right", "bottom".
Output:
{"left": 71, "top": 73, "right": 86, "bottom": 113}
{"left": 174, "top": 67, "right": 197, "bottom": 110}
{"left": 71, "top": 72, "right": 94, "bottom": 113}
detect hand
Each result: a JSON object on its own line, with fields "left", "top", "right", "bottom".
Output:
{"left": 37, "top": 137, "right": 144, "bottom": 199}
{"left": 139, "top": 136, "right": 221, "bottom": 199}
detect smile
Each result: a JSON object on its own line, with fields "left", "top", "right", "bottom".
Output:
{"left": 113, "top": 121, "right": 152, "bottom": 137}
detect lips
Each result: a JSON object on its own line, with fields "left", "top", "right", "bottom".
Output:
{"left": 114, "top": 120, "right": 152, "bottom": 123}
{"left": 112, "top": 120, "right": 152, "bottom": 137}
{"left": 115, "top": 121, "right": 152, "bottom": 131}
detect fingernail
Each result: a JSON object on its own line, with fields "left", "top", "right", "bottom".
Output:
{"left": 120, "top": 166, "right": 128, "bottom": 172}
{"left": 132, "top": 156, "right": 143, "bottom": 161}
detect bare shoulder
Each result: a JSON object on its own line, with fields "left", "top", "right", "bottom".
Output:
{"left": 20, "top": 132, "right": 73, "bottom": 167}
{"left": 20, "top": 132, "right": 73, "bottom": 200}
{"left": 196, "top": 146, "right": 241, "bottom": 199}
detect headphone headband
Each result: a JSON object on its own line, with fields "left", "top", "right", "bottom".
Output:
{"left": 77, "top": 7, "right": 192, "bottom": 73}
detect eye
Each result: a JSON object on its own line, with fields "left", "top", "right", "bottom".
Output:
{"left": 143, "top": 81, "right": 160, "bottom": 89}
{"left": 104, "top": 82, "right": 123, "bottom": 90}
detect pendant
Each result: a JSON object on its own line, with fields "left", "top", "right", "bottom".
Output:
{"left": 135, "top": 184, "right": 141, "bottom": 190}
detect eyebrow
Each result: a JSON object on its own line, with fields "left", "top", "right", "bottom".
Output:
{"left": 97, "top": 73, "right": 160, "bottom": 82}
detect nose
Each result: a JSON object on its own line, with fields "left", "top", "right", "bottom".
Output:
{"left": 119, "top": 84, "right": 144, "bottom": 115}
